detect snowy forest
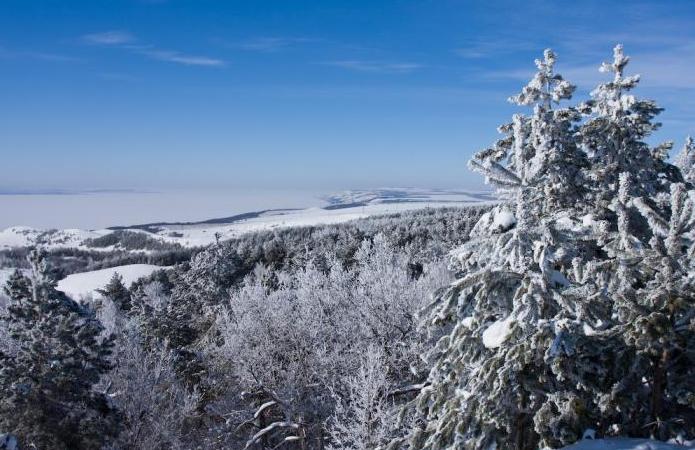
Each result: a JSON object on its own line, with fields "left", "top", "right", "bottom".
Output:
{"left": 1, "top": 45, "right": 695, "bottom": 450}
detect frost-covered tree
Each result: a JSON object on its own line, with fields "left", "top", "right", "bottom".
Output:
{"left": 97, "top": 272, "right": 132, "bottom": 312}
{"left": 327, "top": 347, "right": 397, "bottom": 450}
{"left": 401, "top": 49, "right": 595, "bottom": 450}
{"left": 469, "top": 49, "right": 587, "bottom": 223}
{"left": 0, "top": 249, "right": 120, "bottom": 449}
{"left": 134, "top": 266, "right": 211, "bottom": 393}
{"left": 675, "top": 136, "right": 695, "bottom": 184}
{"left": 604, "top": 179, "right": 695, "bottom": 440}
{"left": 579, "top": 44, "right": 681, "bottom": 215}
{"left": 214, "top": 235, "right": 451, "bottom": 449}
{"left": 567, "top": 51, "right": 695, "bottom": 441}
{"left": 91, "top": 278, "right": 198, "bottom": 450}
{"left": 105, "top": 329, "right": 197, "bottom": 450}
{"left": 403, "top": 46, "right": 695, "bottom": 450}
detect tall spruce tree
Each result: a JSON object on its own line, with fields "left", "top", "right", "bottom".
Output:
{"left": 616, "top": 180, "right": 695, "bottom": 441}
{"left": 579, "top": 44, "right": 681, "bottom": 216}
{"left": 402, "top": 46, "right": 695, "bottom": 450}
{"left": 403, "top": 49, "right": 597, "bottom": 450}
{"left": 0, "top": 249, "right": 120, "bottom": 449}
{"left": 572, "top": 49, "right": 694, "bottom": 441}
{"left": 97, "top": 272, "right": 132, "bottom": 312}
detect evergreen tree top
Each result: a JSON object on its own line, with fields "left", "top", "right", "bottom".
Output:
{"left": 509, "top": 48, "right": 575, "bottom": 108}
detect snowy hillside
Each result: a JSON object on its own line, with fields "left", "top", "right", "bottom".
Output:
{"left": 0, "top": 226, "right": 111, "bottom": 251}
{"left": 321, "top": 188, "right": 495, "bottom": 207}
{"left": 141, "top": 195, "right": 493, "bottom": 247}
{"left": 0, "top": 188, "right": 495, "bottom": 251}
{"left": 56, "top": 264, "right": 168, "bottom": 301}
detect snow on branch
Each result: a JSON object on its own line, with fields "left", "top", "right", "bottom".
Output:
{"left": 244, "top": 421, "right": 301, "bottom": 449}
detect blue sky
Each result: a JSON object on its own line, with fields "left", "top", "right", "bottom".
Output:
{"left": 1, "top": 0, "right": 694, "bottom": 192}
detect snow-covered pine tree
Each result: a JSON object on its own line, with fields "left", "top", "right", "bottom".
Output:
{"left": 579, "top": 44, "right": 681, "bottom": 217}
{"left": 467, "top": 49, "right": 588, "bottom": 273}
{"left": 566, "top": 48, "right": 695, "bottom": 440}
{"left": 0, "top": 249, "right": 120, "bottom": 449}
{"left": 675, "top": 136, "right": 695, "bottom": 184}
{"left": 612, "top": 180, "right": 695, "bottom": 441}
{"left": 97, "top": 272, "right": 132, "bottom": 311}
{"left": 401, "top": 49, "right": 601, "bottom": 450}
{"left": 469, "top": 49, "right": 587, "bottom": 219}
{"left": 402, "top": 45, "right": 695, "bottom": 450}
{"left": 134, "top": 265, "right": 209, "bottom": 391}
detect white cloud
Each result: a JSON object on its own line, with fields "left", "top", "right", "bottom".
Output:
{"left": 326, "top": 60, "right": 422, "bottom": 74}
{"left": 234, "top": 37, "right": 314, "bottom": 52}
{"left": 140, "top": 49, "right": 225, "bottom": 67}
{"left": 80, "top": 31, "right": 225, "bottom": 67}
{"left": 82, "top": 31, "right": 136, "bottom": 45}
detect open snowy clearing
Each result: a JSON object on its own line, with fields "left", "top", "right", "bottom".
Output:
{"left": 56, "top": 264, "right": 168, "bottom": 301}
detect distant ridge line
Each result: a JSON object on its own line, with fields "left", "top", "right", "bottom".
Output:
{"left": 108, "top": 208, "right": 302, "bottom": 232}
{"left": 108, "top": 190, "right": 497, "bottom": 232}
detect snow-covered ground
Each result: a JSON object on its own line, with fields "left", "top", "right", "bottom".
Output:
{"left": 56, "top": 264, "right": 168, "bottom": 301}
{"left": 0, "top": 226, "right": 111, "bottom": 251}
{"left": 321, "top": 188, "right": 494, "bottom": 206}
{"left": 561, "top": 439, "right": 694, "bottom": 449}
{"left": 0, "top": 188, "right": 496, "bottom": 251}
{"left": 145, "top": 198, "right": 493, "bottom": 247}
{"left": 1, "top": 264, "right": 165, "bottom": 304}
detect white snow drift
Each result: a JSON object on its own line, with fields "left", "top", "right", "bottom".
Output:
{"left": 57, "top": 264, "right": 168, "bottom": 301}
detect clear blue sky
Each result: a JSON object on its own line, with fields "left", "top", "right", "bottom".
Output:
{"left": 1, "top": 0, "right": 694, "bottom": 192}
